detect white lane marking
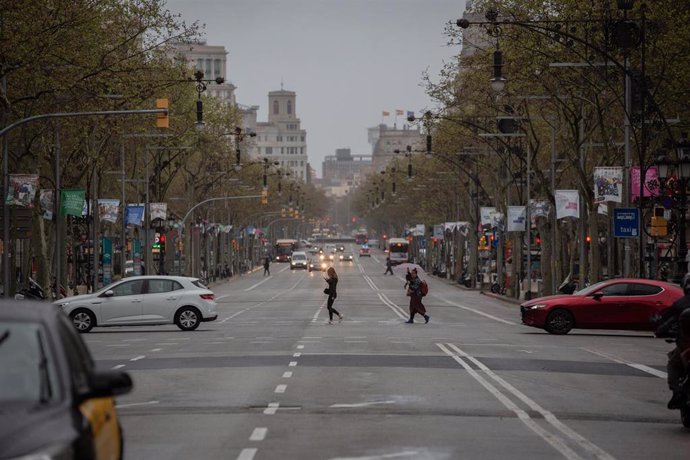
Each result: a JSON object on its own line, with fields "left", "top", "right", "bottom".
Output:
{"left": 436, "top": 344, "right": 583, "bottom": 460}
{"left": 311, "top": 304, "right": 324, "bottom": 323}
{"left": 437, "top": 296, "right": 517, "bottom": 325}
{"left": 106, "top": 344, "right": 130, "bottom": 348}
{"left": 237, "top": 448, "right": 257, "bottom": 460}
{"left": 345, "top": 341, "right": 368, "bottom": 343}
{"left": 115, "top": 400, "right": 159, "bottom": 409}
{"left": 263, "top": 402, "right": 280, "bottom": 415}
{"left": 249, "top": 427, "right": 267, "bottom": 441}
{"left": 282, "top": 371, "right": 293, "bottom": 378}
{"left": 378, "top": 293, "right": 407, "bottom": 320}
{"left": 445, "top": 343, "right": 614, "bottom": 460}
{"left": 275, "top": 384, "right": 287, "bottom": 393}
{"left": 293, "top": 352, "right": 302, "bottom": 357}
{"left": 582, "top": 348, "right": 667, "bottom": 379}
{"left": 345, "top": 337, "right": 367, "bottom": 339}
{"left": 245, "top": 276, "right": 272, "bottom": 292}
{"left": 130, "top": 355, "right": 145, "bottom": 361}
{"left": 112, "top": 364, "right": 126, "bottom": 370}
{"left": 362, "top": 274, "right": 378, "bottom": 291}
{"left": 329, "top": 450, "right": 419, "bottom": 460}
{"left": 330, "top": 400, "right": 396, "bottom": 408}
{"left": 289, "top": 361, "right": 298, "bottom": 367}
{"left": 156, "top": 342, "right": 178, "bottom": 346}
{"left": 123, "top": 338, "right": 146, "bottom": 342}
{"left": 297, "top": 345, "right": 305, "bottom": 349}
{"left": 303, "top": 337, "right": 322, "bottom": 339}
{"left": 150, "top": 348, "right": 162, "bottom": 352}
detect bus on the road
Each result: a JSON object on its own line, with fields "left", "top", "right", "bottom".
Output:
{"left": 275, "top": 239, "right": 298, "bottom": 262}
{"left": 387, "top": 238, "right": 410, "bottom": 265}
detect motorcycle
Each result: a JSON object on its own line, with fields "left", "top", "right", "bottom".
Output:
{"left": 14, "top": 277, "right": 46, "bottom": 300}
{"left": 458, "top": 271, "right": 472, "bottom": 288}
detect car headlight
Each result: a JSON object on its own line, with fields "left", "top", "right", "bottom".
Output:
{"left": 524, "top": 304, "right": 548, "bottom": 310}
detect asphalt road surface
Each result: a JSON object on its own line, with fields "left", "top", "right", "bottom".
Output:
{"left": 84, "top": 245, "right": 690, "bottom": 460}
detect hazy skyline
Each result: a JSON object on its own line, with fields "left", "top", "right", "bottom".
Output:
{"left": 164, "top": 0, "right": 467, "bottom": 177}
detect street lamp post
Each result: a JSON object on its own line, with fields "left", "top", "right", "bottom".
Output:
{"left": 655, "top": 134, "right": 690, "bottom": 282}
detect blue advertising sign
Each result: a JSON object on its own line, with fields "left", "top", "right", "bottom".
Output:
{"left": 613, "top": 208, "right": 639, "bottom": 238}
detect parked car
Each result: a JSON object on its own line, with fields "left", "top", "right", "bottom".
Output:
{"left": 290, "top": 251, "right": 309, "bottom": 270}
{"left": 339, "top": 252, "right": 354, "bottom": 262}
{"left": 55, "top": 276, "right": 218, "bottom": 333}
{"left": 520, "top": 278, "right": 683, "bottom": 334}
{"left": 0, "top": 300, "right": 132, "bottom": 460}
{"left": 359, "top": 246, "right": 371, "bottom": 257}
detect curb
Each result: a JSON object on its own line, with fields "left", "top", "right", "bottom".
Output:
{"left": 480, "top": 290, "right": 522, "bottom": 305}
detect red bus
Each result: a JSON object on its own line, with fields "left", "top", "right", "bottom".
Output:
{"left": 275, "top": 239, "right": 298, "bottom": 262}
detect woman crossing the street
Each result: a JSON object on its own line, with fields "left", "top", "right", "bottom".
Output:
{"left": 324, "top": 267, "right": 343, "bottom": 324}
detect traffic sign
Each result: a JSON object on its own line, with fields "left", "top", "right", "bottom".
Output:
{"left": 613, "top": 208, "right": 639, "bottom": 238}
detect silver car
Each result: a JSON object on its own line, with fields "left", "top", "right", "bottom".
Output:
{"left": 55, "top": 276, "right": 218, "bottom": 333}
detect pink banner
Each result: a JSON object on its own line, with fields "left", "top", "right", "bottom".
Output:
{"left": 631, "top": 166, "right": 659, "bottom": 201}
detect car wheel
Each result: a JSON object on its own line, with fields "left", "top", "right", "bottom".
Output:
{"left": 175, "top": 306, "right": 201, "bottom": 331}
{"left": 70, "top": 309, "right": 96, "bottom": 333}
{"left": 545, "top": 308, "right": 574, "bottom": 335}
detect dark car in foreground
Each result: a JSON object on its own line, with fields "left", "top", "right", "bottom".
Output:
{"left": 0, "top": 300, "right": 133, "bottom": 460}
{"left": 520, "top": 278, "right": 683, "bottom": 334}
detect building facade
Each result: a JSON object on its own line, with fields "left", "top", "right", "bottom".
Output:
{"left": 322, "top": 148, "right": 372, "bottom": 185}
{"left": 253, "top": 89, "right": 308, "bottom": 181}
{"left": 168, "top": 41, "right": 236, "bottom": 105}
{"left": 370, "top": 124, "right": 424, "bottom": 172}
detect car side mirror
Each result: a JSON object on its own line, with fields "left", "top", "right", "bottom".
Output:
{"left": 102, "top": 290, "right": 114, "bottom": 297}
{"left": 592, "top": 291, "right": 604, "bottom": 300}
{"left": 82, "top": 370, "right": 133, "bottom": 400}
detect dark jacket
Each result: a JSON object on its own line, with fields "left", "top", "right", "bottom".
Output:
{"left": 656, "top": 295, "right": 690, "bottom": 343}
{"left": 326, "top": 277, "right": 338, "bottom": 298}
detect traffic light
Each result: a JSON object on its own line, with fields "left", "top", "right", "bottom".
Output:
{"left": 156, "top": 98, "right": 169, "bottom": 128}
{"left": 159, "top": 234, "right": 166, "bottom": 253}
{"left": 281, "top": 208, "right": 286, "bottom": 218}
{"left": 261, "top": 188, "right": 268, "bottom": 205}
{"left": 651, "top": 207, "right": 668, "bottom": 237}
{"left": 535, "top": 233, "right": 541, "bottom": 245}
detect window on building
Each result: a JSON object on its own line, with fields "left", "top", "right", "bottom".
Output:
{"left": 281, "top": 147, "right": 284, "bottom": 154}
{"left": 300, "top": 147, "right": 304, "bottom": 154}
{"left": 300, "top": 161, "right": 304, "bottom": 166}
{"left": 287, "top": 100, "right": 292, "bottom": 114}
{"left": 277, "top": 136, "right": 282, "bottom": 142}
{"left": 196, "top": 59, "right": 204, "bottom": 71}
{"left": 205, "top": 59, "right": 212, "bottom": 76}
{"left": 214, "top": 59, "right": 221, "bottom": 78}
{"left": 301, "top": 136, "right": 305, "bottom": 142}
{"left": 266, "top": 147, "right": 273, "bottom": 154}
{"left": 273, "top": 100, "right": 279, "bottom": 115}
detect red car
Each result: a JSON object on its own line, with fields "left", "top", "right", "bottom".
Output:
{"left": 359, "top": 246, "right": 371, "bottom": 257}
{"left": 520, "top": 278, "right": 683, "bottom": 335}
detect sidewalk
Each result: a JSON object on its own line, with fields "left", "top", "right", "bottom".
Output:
{"left": 428, "top": 273, "right": 522, "bottom": 305}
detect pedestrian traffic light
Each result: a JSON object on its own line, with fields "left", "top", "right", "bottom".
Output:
{"left": 156, "top": 98, "right": 169, "bottom": 128}
{"left": 261, "top": 188, "right": 268, "bottom": 205}
{"left": 160, "top": 234, "right": 166, "bottom": 253}
{"left": 535, "top": 233, "right": 541, "bottom": 245}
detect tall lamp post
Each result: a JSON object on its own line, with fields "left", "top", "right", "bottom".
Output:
{"left": 655, "top": 134, "right": 690, "bottom": 282}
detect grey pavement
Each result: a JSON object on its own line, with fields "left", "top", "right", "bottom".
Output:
{"left": 83, "top": 246, "right": 690, "bottom": 460}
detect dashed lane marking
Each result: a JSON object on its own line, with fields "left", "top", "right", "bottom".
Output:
{"left": 263, "top": 402, "right": 279, "bottom": 415}
{"left": 116, "top": 400, "right": 159, "bottom": 409}
{"left": 293, "top": 352, "right": 302, "bottom": 357}
{"left": 297, "top": 345, "right": 305, "bottom": 349}
{"left": 236, "top": 448, "right": 257, "bottom": 460}
{"left": 112, "top": 364, "right": 125, "bottom": 370}
{"left": 282, "top": 371, "right": 293, "bottom": 378}
{"left": 275, "top": 384, "right": 287, "bottom": 394}
{"left": 289, "top": 361, "right": 298, "bottom": 367}
{"left": 249, "top": 427, "right": 267, "bottom": 441}
{"left": 130, "top": 355, "right": 145, "bottom": 361}
{"left": 150, "top": 348, "right": 162, "bottom": 352}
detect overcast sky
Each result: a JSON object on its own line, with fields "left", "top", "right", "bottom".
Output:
{"left": 164, "top": 0, "right": 467, "bottom": 177}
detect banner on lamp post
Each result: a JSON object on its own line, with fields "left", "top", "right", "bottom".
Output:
{"left": 6, "top": 174, "right": 39, "bottom": 207}
{"left": 480, "top": 207, "right": 496, "bottom": 227}
{"left": 631, "top": 165, "right": 659, "bottom": 201}
{"left": 39, "top": 189, "right": 54, "bottom": 220}
{"left": 125, "top": 204, "right": 144, "bottom": 226}
{"left": 98, "top": 199, "right": 120, "bottom": 223}
{"left": 150, "top": 202, "right": 167, "bottom": 221}
{"left": 594, "top": 167, "right": 623, "bottom": 203}
{"left": 60, "top": 189, "right": 85, "bottom": 216}
{"left": 507, "top": 206, "right": 526, "bottom": 232}
{"left": 555, "top": 190, "right": 580, "bottom": 219}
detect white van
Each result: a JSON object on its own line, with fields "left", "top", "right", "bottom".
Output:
{"left": 290, "top": 251, "right": 308, "bottom": 270}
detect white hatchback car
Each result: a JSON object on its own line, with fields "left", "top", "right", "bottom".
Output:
{"left": 55, "top": 276, "right": 217, "bottom": 333}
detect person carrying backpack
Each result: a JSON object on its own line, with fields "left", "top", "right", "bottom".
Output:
{"left": 405, "top": 268, "right": 429, "bottom": 324}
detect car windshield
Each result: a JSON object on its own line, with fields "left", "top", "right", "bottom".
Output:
{"left": 0, "top": 321, "right": 61, "bottom": 405}
{"left": 293, "top": 255, "right": 306, "bottom": 260}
